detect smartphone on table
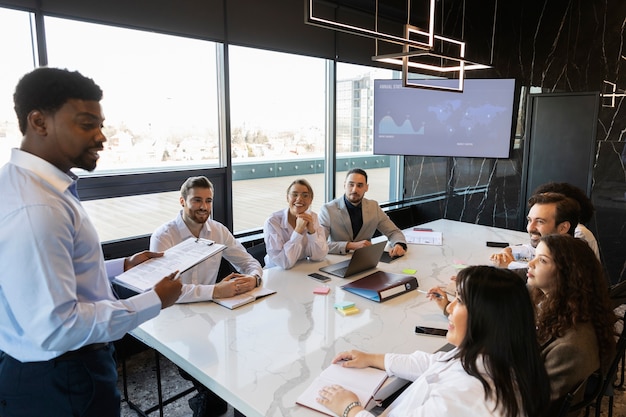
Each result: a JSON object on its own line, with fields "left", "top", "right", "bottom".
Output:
{"left": 414, "top": 326, "right": 447, "bottom": 337}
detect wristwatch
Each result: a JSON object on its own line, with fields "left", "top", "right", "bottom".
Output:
{"left": 255, "top": 274, "right": 263, "bottom": 287}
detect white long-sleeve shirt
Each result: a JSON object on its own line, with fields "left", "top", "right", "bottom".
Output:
{"left": 356, "top": 349, "right": 506, "bottom": 417}
{"left": 508, "top": 224, "right": 600, "bottom": 270}
{"left": 0, "top": 149, "right": 162, "bottom": 362}
{"left": 263, "top": 208, "right": 328, "bottom": 269}
{"left": 150, "top": 212, "right": 262, "bottom": 303}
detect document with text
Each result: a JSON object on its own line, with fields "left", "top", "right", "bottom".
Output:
{"left": 113, "top": 237, "right": 226, "bottom": 293}
{"left": 403, "top": 230, "right": 443, "bottom": 245}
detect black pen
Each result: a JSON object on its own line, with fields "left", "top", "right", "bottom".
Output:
{"left": 195, "top": 237, "right": 214, "bottom": 246}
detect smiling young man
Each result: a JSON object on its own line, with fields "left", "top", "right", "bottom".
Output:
{"left": 151, "top": 176, "right": 262, "bottom": 303}
{"left": 318, "top": 168, "right": 407, "bottom": 256}
{"left": 490, "top": 192, "right": 580, "bottom": 270}
{"left": 0, "top": 67, "right": 182, "bottom": 417}
{"left": 150, "top": 175, "right": 263, "bottom": 416}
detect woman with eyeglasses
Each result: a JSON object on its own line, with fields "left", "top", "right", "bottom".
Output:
{"left": 263, "top": 178, "right": 328, "bottom": 269}
{"left": 316, "top": 266, "right": 550, "bottom": 417}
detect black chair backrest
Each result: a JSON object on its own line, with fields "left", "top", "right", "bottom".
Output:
{"left": 597, "top": 316, "right": 626, "bottom": 398}
{"left": 610, "top": 280, "right": 626, "bottom": 309}
{"left": 562, "top": 370, "right": 603, "bottom": 416}
{"left": 247, "top": 242, "right": 266, "bottom": 268}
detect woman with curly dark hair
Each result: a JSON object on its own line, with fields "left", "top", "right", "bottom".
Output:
{"left": 316, "top": 266, "right": 550, "bottom": 417}
{"left": 527, "top": 234, "right": 616, "bottom": 411}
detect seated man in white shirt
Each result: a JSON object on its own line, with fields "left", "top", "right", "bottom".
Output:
{"left": 490, "top": 192, "right": 580, "bottom": 270}
{"left": 151, "top": 176, "right": 262, "bottom": 303}
{"left": 150, "top": 175, "right": 262, "bottom": 417}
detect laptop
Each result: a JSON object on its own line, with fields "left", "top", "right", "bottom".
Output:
{"left": 319, "top": 241, "right": 386, "bottom": 278}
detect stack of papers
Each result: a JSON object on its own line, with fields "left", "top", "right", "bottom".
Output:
{"left": 403, "top": 229, "right": 443, "bottom": 245}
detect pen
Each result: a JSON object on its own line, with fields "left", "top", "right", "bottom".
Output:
{"left": 413, "top": 227, "right": 433, "bottom": 232}
{"left": 195, "top": 237, "right": 215, "bottom": 246}
{"left": 417, "top": 289, "right": 442, "bottom": 299}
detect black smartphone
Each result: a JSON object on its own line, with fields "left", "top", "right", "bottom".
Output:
{"left": 414, "top": 326, "right": 447, "bottom": 337}
{"left": 308, "top": 272, "right": 331, "bottom": 282}
{"left": 486, "top": 241, "right": 509, "bottom": 248}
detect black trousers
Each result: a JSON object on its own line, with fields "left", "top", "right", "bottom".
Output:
{"left": 0, "top": 344, "right": 120, "bottom": 417}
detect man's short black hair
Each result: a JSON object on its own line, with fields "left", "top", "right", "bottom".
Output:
{"left": 13, "top": 67, "right": 103, "bottom": 134}
{"left": 533, "top": 182, "right": 594, "bottom": 224}
{"left": 346, "top": 168, "right": 368, "bottom": 183}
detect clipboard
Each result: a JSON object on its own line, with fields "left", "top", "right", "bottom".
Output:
{"left": 113, "top": 237, "right": 226, "bottom": 292}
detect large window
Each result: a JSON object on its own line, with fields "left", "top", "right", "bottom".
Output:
{"left": 229, "top": 46, "right": 326, "bottom": 232}
{"left": 1, "top": 7, "right": 408, "bottom": 242}
{"left": 41, "top": 17, "right": 222, "bottom": 241}
{"left": 336, "top": 63, "right": 396, "bottom": 203}
{"left": 45, "top": 17, "right": 220, "bottom": 174}
{"left": 0, "top": 8, "right": 36, "bottom": 164}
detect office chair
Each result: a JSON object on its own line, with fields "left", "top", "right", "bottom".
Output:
{"left": 246, "top": 242, "right": 266, "bottom": 268}
{"left": 594, "top": 318, "right": 626, "bottom": 417}
{"left": 610, "top": 281, "right": 626, "bottom": 389}
{"left": 555, "top": 369, "right": 603, "bottom": 417}
{"left": 556, "top": 372, "right": 599, "bottom": 417}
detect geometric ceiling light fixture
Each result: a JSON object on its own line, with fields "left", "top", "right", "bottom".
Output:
{"left": 372, "top": 25, "right": 491, "bottom": 92}
{"left": 601, "top": 80, "right": 626, "bottom": 108}
{"left": 601, "top": 56, "right": 626, "bottom": 108}
{"left": 305, "top": 0, "right": 492, "bottom": 92}
{"left": 305, "top": 0, "right": 436, "bottom": 50}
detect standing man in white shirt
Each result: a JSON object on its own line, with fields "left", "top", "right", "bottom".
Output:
{"left": 150, "top": 175, "right": 262, "bottom": 416}
{"left": 0, "top": 67, "right": 182, "bottom": 417}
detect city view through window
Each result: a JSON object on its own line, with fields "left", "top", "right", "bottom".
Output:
{"left": 0, "top": 7, "right": 397, "bottom": 240}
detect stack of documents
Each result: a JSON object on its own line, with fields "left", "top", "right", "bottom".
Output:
{"left": 403, "top": 228, "right": 443, "bottom": 245}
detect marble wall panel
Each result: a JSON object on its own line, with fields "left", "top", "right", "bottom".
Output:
{"left": 403, "top": 1, "right": 626, "bottom": 282}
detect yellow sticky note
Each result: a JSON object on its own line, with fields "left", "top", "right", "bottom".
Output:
{"left": 337, "top": 306, "right": 359, "bottom": 316}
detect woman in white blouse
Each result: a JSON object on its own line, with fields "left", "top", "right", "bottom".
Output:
{"left": 263, "top": 178, "right": 328, "bottom": 269}
{"left": 316, "top": 266, "right": 550, "bottom": 417}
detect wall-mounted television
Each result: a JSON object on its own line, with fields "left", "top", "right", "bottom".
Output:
{"left": 373, "top": 78, "right": 519, "bottom": 158}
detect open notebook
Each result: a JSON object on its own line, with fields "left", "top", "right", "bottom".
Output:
{"left": 213, "top": 286, "right": 276, "bottom": 309}
{"left": 296, "top": 363, "right": 388, "bottom": 416}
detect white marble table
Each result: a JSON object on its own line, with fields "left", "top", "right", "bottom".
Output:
{"left": 131, "top": 219, "right": 529, "bottom": 417}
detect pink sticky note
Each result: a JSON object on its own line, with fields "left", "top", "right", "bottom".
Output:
{"left": 314, "top": 287, "right": 330, "bottom": 295}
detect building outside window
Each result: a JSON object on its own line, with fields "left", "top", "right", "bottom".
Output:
{"left": 0, "top": 7, "right": 404, "bottom": 241}
{"left": 0, "top": 8, "right": 36, "bottom": 164}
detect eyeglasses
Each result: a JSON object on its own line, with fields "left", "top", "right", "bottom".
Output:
{"left": 289, "top": 192, "right": 311, "bottom": 199}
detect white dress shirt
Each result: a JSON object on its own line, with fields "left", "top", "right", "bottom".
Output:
{"left": 150, "top": 212, "right": 262, "bottom": 303}
{"left": 263, "top": 208, "right": 328, "bottom": 269}
{"left": 355, "top": 349, "right": 506, "bottom": 417}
